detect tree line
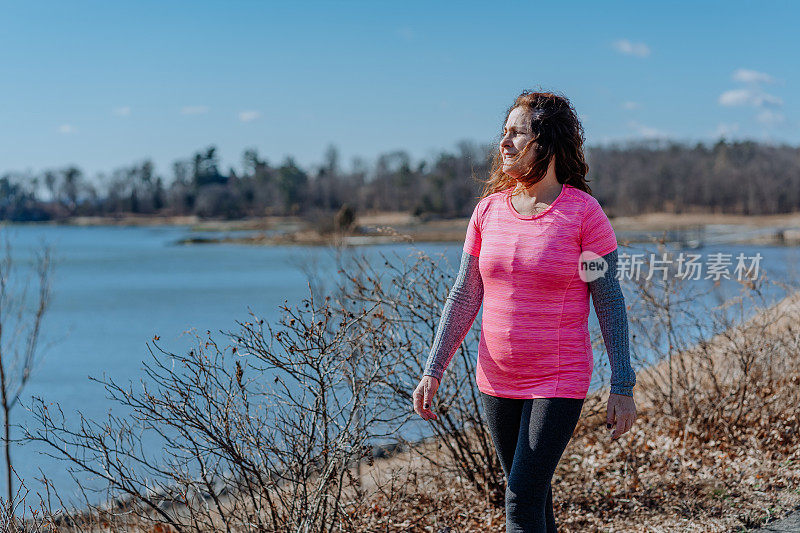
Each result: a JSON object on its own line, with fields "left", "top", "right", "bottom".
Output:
{"left": 2, "top": 138, "right": 799, "bottom": 222}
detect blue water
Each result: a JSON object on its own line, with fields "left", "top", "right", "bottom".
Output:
{"left": 1, "top": 223, "right": 798, "bottom": 509}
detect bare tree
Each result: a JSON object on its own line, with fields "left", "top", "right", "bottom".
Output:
{"left": 0, "top": 233, "right": 52, "bottom": 504}
{"left": 21, "top": 242, "right": 509, "bottom": 530}
{"left": 25, "top": 267, "right": 403, "bottom": 530}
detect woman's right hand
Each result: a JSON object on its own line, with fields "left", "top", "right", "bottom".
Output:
{"left": 413, "top": 375, "right": 440, "bottom": 421}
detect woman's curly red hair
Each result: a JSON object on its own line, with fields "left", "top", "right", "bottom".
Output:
{"left": 478, "top": 89, "right": 593, "bottom": 199}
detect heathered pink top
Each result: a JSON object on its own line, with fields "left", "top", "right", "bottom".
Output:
{"left": 464, "top": 183, "right": 618, "bottom": 399}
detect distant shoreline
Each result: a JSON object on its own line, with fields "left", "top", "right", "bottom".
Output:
{"left": 6, "top": 210, "right": 800, "bottom": 247}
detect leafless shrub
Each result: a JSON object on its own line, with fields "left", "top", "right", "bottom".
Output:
{"left": 13, "top": 235, "right": 800, "bottom": 532}
{"left": 610, "top": 239, "right": 800, "bottom": 446}
{"left": 328, "top": 247, "right": 506, "bottom": 506}
{"left": 24, "top": 274, "right": 407, "bottom": 531}
{"left": 558, "top": 241, "right": 800, "bottom": 531}
{"left": 1, "top": 468, "right": 51, "bottom": 532}
{"left": 0, "top": 234, "right": 52, "bottom": 503}
{"left": 0, "top": 467, "right": 122, "bottom": 533}
{"left": 11, "top": 241, "right": 501, "bottom": 530}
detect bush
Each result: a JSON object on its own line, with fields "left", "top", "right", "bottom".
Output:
{"left": 21, "top": 246, "right": 503, "bottom": 531}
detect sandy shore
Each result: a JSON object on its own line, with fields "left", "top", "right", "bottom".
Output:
{"left": 181, "top": 210, "right": 800, "bottom": 247}
{"left": 26, "top": 209, "right": 800, "bottom": 247}
{"left": 610, "top": 210, "right": 800, "bottom": 231}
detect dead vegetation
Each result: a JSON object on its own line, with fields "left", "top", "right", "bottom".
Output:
{"left": 2, "top": 241, "right": 799, "bottom": 532}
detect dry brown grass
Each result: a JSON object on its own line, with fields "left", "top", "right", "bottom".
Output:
{"left": 155, "top": 282, "right": 800, "bottom": 532}
{"left": 318, "top": 288, "right": 800, "bottom": 532}
{"left": 7, "top": 253, "right": 800, "bottom": 532}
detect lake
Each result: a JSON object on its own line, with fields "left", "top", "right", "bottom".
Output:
{"left": 2, "top": 223, "right": 798, "bottom": 508}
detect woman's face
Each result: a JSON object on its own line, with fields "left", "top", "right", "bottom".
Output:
{"left": 500, "top": 107, "right": 537, "bottom": 179}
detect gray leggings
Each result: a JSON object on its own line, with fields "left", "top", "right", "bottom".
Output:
{"left": 480, "top": 392, "right": 585, "bottom": 533}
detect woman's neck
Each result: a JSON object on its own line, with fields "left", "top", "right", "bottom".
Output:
{"left": 513, "top": 176, "right": 562, "bottom": 203}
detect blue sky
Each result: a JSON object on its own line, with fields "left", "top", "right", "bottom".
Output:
{"left": 1, "top": 0, "right": 797, "bottom": 180}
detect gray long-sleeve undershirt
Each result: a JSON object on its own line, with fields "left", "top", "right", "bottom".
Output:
{"left": 422, "top": 248, "right": 637, "bottom": 397}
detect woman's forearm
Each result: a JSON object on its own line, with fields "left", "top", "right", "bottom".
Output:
{"left": 423, "top": 251, "right": 484, "bottom": 382}
{"left": 588, "top": 248, "right": 637, "bottom": 396}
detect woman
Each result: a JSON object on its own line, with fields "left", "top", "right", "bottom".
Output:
{"left": 412, "top": 90, "right": 637, "bottom": 532}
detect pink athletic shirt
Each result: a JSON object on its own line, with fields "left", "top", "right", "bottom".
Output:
{"left": 464, "top": 183, "right": 618, "bottom": 399}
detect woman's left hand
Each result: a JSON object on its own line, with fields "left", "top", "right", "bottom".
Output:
{"left": 607, "top": 393, "right": 637, "bottom": 441}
